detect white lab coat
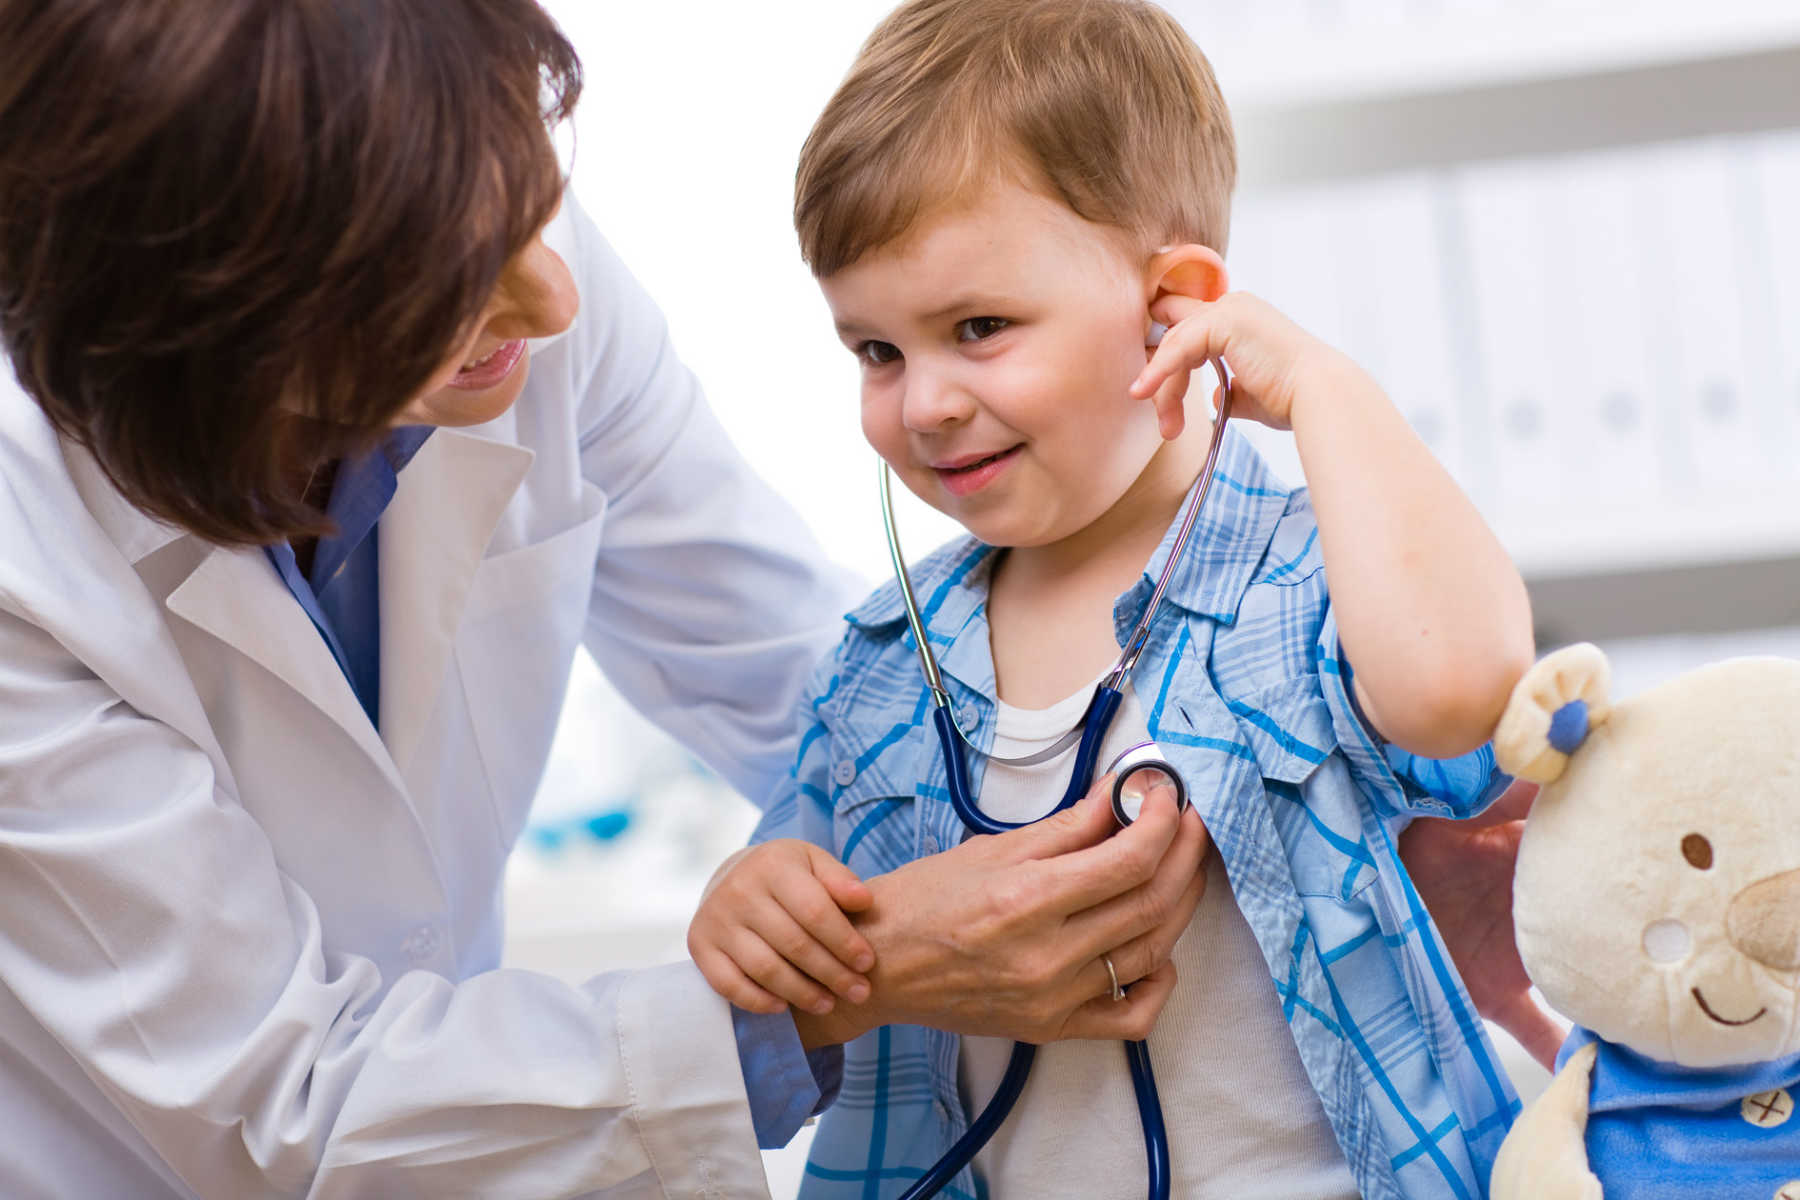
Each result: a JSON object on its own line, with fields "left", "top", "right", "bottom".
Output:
{"left": 0, "top": 198, "right": 854, "bottom": 1198}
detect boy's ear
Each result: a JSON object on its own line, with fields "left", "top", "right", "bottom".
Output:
{"left": 1145, "top": 243, "right": 1228, "bottom": 309}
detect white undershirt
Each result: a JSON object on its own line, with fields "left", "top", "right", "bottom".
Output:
{"left": 957, "top": 680, "right": 1359, "bottom": 1199}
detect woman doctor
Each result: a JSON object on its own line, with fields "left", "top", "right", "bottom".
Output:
{"left": 0, "top": 1, "right": 1555, "bottom": 1196}
{"left": 0, "top": 2, "right": 1229, "bottom": 1196}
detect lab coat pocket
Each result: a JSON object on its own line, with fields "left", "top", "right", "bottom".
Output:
{"left": 1229, "top": 677, "right": 1375, "bottom": 902}
{"left": 455, "top": 484, "right": 608, "bottom": 848}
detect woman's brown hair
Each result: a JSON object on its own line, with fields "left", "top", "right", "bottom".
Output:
{"left": 0, "top": 0, "right": 581, "bottom": 545}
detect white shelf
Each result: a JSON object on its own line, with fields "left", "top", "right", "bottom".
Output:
{"left": 1186, "top": 0, "right": 1800, "bottom": 187}
{"left": 1203, "top": 0, "right": 1800, "bottom": 113}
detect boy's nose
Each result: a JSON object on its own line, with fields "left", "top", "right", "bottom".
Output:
{"left": 900, "top": 370, "right": 974, "bottom": 432}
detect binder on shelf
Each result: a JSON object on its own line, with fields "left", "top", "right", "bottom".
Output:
{"left": 1323, "top": 171, "right": 1474, "bottom": 496}
{"left": 1532, "top": 147, "right": 1669, "bottom": 508}
{"left": 1225, "top": 185, "right": 1350, "bottom": 487}
{"left": 1453, "top": 158, "right": 1566, "bottom": 517}
{"left": 1750, "top": 130, "right": 1800, "bottom": 474}
{"left": 1641, "top": 138, "right": 1771, "bottom": 495}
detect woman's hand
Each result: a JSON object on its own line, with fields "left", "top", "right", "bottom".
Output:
{"left": 1399, "top": 779, "right": 1568, "bottom": 1070}
{"left": 791, "top": 774, "right": 1210, "bottom": 1049}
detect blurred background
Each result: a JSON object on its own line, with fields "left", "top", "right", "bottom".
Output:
{"left": 509, "top": 0, "right": 1800, "bottom": 1190}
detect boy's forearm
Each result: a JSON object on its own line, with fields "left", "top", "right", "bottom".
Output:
{"left": 1289, "top": 353, "right": 1534, "bottom": 757}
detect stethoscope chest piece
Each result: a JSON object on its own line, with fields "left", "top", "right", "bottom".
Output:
{"left": 1106, "top": 742, "right": 1188, "bottom": 826}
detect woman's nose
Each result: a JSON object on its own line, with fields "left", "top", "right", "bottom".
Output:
{"left": 485, "top": 235, "right": 580, "bottom": 343}
{"left": 1726, "top": 866, "right": 1800, "bottom": 970}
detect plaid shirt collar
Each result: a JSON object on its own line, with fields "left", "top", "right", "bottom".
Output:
{"left": 845, "top": 427, "right": 1290, "bottom": 696}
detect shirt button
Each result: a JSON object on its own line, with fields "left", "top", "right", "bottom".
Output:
{"left": 921, "top": 833, "right": 940, "bottom": 855}
{"left": 958, "top": 704, "right": 980, "bottom": 730}
{"left": 1775, "top": 1181, "right": 1800, "bottom": 1200}
{"left": 401, "top": 924, "right": 440, "bottom": 965}
{"left": 832, "top": 760, "right": 857, "bottom": 787}
{"left": 1743, "top": 1088, "right": 1794, "bottom": 1128}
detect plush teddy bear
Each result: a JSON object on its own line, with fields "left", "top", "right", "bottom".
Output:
{"left": 1488, "top": 643, "right": 1800, "bottom": 1200}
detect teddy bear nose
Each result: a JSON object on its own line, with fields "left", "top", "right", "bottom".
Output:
{"left": 1726, "top": 867, "right": 1800, "bottom": 971}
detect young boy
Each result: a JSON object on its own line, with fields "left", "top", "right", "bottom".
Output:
{"left": 689, "top": 0, "right": 1535, "bottom": 1195}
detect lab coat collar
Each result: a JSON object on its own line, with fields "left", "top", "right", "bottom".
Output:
{"left": 151, "top": 429, "right": 530, "bottom": 788}
{"left": 377, "top": 429, "right": 534, "bottom": 771}
{"left": 61, "top": 439, "right": 188, "bottom": 566}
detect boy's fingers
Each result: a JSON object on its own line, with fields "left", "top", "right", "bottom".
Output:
{"left": 728, "top": 924, "right": 841, "bottom": 1015}
{"left": 692, "top": 945, "right": 788, "bottom": 1015}
{"left": 806, "top": 844, "right": 875, "bottom": 914}
{"left": 757, "top": 890, "right": 873, "bottom": 1002}
{"left": 1151, "top": 369, "right": 1192, "bottom": 440}
{"left": 771, "top": 875, "right": 875, "bottom": 987}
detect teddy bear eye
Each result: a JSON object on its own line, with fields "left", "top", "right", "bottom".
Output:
{"left": 1681, "top": 834, "right": 1713, "bottom": 870}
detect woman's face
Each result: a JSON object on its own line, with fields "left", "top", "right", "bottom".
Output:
{"left": 393, "top": 219, "right": 580, "bottom": 427}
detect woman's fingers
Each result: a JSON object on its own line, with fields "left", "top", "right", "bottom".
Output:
{"left": 992, "top": 771, "right": 1124, "bottom": 865}
{"left": 1060, "top": 799, "right": 1210, "bottom": 962}
{"left": 1087, "top": 856, "right": 1208, "bottom": 985}
{"left": 1056, "top": 961, "right": 1179, "bottom": 1042}
{"left": 1023, "top": 779, "right": 1181, "bottom": 915}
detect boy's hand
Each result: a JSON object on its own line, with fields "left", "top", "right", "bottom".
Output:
{"left": 688, "top": 839, "right": 876, "bottom": 1018}
{"left": 1130, "top": 291, "right": 1358, "bottom": 439}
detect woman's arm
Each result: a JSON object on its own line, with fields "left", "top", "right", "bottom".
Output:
{"left": 0, "top": 602, "right": 768, "bottom": 1197}
{"left": 557, "top": 198, "right": 865, "bottom": 805}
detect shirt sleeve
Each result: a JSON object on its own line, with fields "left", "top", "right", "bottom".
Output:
{"left": 557, "top": 195, "right": 865, "bottom": 806}
{"left": 1318, "top": 606, "right": 1511, "bottom": 820}
{"left": 728, "top": 651, "right": 850, "bottom": 1131}
{"left": 732, "top": 1006, "right": 844, "bottom": 1149}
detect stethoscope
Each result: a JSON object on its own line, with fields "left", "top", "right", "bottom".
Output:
{"left": 881, "top": 358, "right": 1234, "bottom": 1200}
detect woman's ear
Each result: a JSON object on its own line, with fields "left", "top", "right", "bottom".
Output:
{"left": 1146, "top": 243, "right": 1229, "bottom": 309}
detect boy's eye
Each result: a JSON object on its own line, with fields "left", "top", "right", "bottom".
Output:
{"left": 856, "top": 340, "right": 901, "bottom": 367}
{"left": 957, "top": 316, "right": 1009, "bottom": 342}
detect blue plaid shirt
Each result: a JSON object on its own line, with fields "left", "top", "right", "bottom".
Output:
{"left": 752, "top": 430, "right": 1520, "bottom": 1199}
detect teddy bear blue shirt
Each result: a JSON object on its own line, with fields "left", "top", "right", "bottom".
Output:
{"left": 1559, "top": 1027, "right": 1800, "bottom": 1196}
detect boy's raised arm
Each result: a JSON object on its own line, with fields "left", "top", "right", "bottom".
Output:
{"left": 1135, "top": 290, "right": 1534, "bottom": 756}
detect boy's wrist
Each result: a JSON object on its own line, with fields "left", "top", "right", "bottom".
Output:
{"left": 1284, "top": 345, "right": 1377, "bottom": 433}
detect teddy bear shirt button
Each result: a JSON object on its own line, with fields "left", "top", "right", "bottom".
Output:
{"left": 1741, "top": 1088, "right": 1794, "bottom": 1128}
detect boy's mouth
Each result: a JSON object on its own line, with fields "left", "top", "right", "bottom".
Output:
{"left": 932, "top": 445, "right": 1021, "bottom": 497}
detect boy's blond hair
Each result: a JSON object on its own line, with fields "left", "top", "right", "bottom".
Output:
{"left": 795, "top": 0, "right": 1235, "bottom": 277}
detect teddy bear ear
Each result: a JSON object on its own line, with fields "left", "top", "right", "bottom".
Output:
{"left": 1494, "top": 643, "right": 1614, "bottom": 784}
